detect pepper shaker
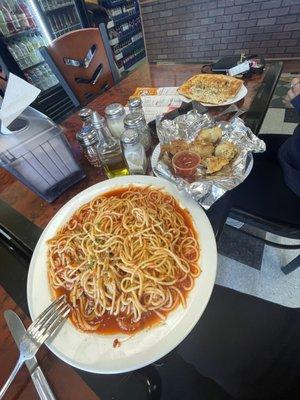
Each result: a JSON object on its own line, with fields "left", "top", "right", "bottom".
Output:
{"left": 123, "top": 112, "right": 152, "bottom": 152}
{"left": 76, "top": 108, "right": 102, "bottom": 168}
{"left": 128, "top": 97, "right": 144, "bottom": 116}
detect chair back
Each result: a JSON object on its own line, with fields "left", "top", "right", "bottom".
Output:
{"left": 43, "top": 28, "right": 115, "bottom": 105}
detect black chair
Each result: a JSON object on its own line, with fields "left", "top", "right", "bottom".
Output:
{"left": 229, "top": 134, "right": 300, "bottom": 274}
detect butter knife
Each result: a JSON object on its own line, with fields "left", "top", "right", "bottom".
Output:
{"left": 4, "top": 310, "right": 56, "bottom": 400}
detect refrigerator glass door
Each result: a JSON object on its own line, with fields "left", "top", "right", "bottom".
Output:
{"left": 0, "top": 0, "right": 59, "bottom": 91}
{"left": 36, "top": 0, "right": 83, "bottom": 38}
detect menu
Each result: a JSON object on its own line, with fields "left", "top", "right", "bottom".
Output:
{"left": 128, "top": 87, "right": 191, "bottom": 123}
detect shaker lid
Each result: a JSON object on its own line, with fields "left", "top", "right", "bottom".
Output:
{"left": 105, "top": 103, "right": 125, "bottom": 119}
{"left": 121, "top": 129, "right": 139, "bottom": 145}
{"left": 128, "top": 97, "right": 142, "bottom": 109}
{"left": 76, "top": 127, "right": 98, "bottom": 146}
{"left": 124, "top": 112, "right": 145, "bottom": 128}
{"left": 92, "top": 111, "right": 106, "bottom": 128}
{"left": 78, "top": 108, "right": 93, "bottom": 121}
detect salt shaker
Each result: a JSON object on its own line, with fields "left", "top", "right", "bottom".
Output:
{"left": 105, "top": 103, "right": 126, "bottom": 140}
{"left": 76, "top": 108, "right": 102, "bottom": 168}
{"left": 121, "top": 129, "right": 147, "bottom": 175}
{"left": 123, "top": 112, "right": 152, "bottom": 152}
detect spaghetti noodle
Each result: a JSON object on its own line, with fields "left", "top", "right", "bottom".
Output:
{"left": 47, "top": 186, "right": 201, "bottom": 334}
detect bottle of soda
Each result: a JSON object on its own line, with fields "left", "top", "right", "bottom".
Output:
{"left": 11, "top": 41, "right": 27, "bottom": 69}
{"left": 3, "top": 1, "right": 21, "bottom": 32}
{"left": 1, "top": 3, "right": 16, "bottom": 34}
{"left": 0, "top": 7, "right": 10, "bottom": 35}
{"left": 19, "top": 2, "right": 36, "bottom": 29}
{"left": 15, "top": 2, "right": 30, "bottom": 30}
{"left": 27, "top": 68, "right": 41, "bottom": 88}
{"left": 18, "top": 38, "right": 32, "bottom": 66}
{"left": 24, "top": 36, "right": 39, "bottom": 64}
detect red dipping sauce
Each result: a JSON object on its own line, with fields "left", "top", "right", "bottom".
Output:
{"left": 172, "top": 151, "right": 201, "bottom": 177}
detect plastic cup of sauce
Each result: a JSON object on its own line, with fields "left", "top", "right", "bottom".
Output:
{"left": 172, "top": 151, "right": 201, "bottom": 177}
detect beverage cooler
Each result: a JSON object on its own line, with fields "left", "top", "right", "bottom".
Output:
{"left": 0, "top": 0, "right": 84, "bottom": 121}
{"left": 36, "top": 1, "right": 84, "bottom": 39}
{"left": 76, "top": 0, "right": 146, "bottom": 76}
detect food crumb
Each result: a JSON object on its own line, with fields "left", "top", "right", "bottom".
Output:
{"left": 113, "top": 338, "right": 121, "bottom": 348}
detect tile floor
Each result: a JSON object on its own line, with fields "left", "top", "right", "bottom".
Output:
{"left": 216, "top": 71, "right": 300, "bottom": 308}
{"left": 217, "top": 224, "right": 300, "bottom": 308}
{"left": 259, "top": 73, "right": 299, "bottom": 135}
{"left": 259, "top": 108, "right": 298, "bottom": 135}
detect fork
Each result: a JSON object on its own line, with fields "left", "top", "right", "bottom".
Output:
{"left": 0, "top": 296, "right": 70, "bottom": 399}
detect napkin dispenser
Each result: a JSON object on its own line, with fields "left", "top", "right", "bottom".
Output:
{"left": 0, "top": 105, "right": 85, "bottom": 202}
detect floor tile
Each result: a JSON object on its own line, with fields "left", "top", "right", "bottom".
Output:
{"left": 216, "top": 229, "right": 300, "bottom": 308}
{"left": 216, "top": 254, "right": 259, "bottom": 295}
{"left": 281, "top": 122, "right": 298, "bottom": 134}
{"left": 218, "top": 225, "right": 264, "bottom": 270}
{"left": 259, "top": 108, "right": 285, "bottom": 134}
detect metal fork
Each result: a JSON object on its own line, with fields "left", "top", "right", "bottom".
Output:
{"left": 0, "top": 296, "right": 70, "bottom": 399}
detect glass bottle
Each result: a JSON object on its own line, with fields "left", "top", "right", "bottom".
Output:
{"left": 92, "top": 112, "right": 129, "bottom": 179}
{"left": 76, "top": 108, "right": 102, "bottom": 168}
{"left": 105, "top": 103, "right": 126, "bottom": 140}
{"left": 124, "top": 112, "right": 152, "bottom": 152}
{"left": 0, "top": 8, "right": 9, "bottom": 35}
{"left": 121, "top": 129, "right": 147, "bottom": 175}
{"left": 128, "top": 97, "right": 144, "bottom": 115}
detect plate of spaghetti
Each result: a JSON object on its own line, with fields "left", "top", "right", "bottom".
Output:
{"left": 27, "top": 175, "right": 217, "bottom": 373}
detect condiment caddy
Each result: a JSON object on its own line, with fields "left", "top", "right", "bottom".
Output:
{"left": 76, "top": 103, "right": 153, "bottom": 179}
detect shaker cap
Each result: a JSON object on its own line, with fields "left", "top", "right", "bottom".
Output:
{"left": 121, "top": 129, "right": 139, "bottom": 145}
{"left": 124, "top": 112, "right": 145, "bottom": 128}
{"left": 128, "top": 97, "right": 142, "bottom": 110}
{"left": 76, "top": 127, "right": 98, "bottom": 146}
{"left": 78, "top": 108, "right": 93, "bottom": 121}
{"left": 105, "top": 103, "right": 125, "bottom": 119}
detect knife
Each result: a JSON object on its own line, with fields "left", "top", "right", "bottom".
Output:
{"left": 4, "top": 310, "right": 56, "bottom": 400}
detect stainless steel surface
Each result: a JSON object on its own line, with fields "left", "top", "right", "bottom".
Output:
{"left": 5, "top": 311, "right": 57, "bottom": 400}
{"left": 0, "top": 296, "right": 70, "bottom": 399}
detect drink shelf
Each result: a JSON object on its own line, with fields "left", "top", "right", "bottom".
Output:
{"left": 4, "top": 27, "right": 39, "bottom": 41}
{"left": 22, "top": 60, "right": 45, "bottom": 73}
{"left": 114, "top": 38, "right": 144, "bottom": 60}
{"left": 54, "top": 23, "right": 81, "bottom": 37}
{"left": 45, "top": 3, "right": 75, "bottom": 14}
{"left": 104, "top": 0, "right": 127, "bottom": 7}
{"left": 107, "top": 8, "right": 139, "bottom": 29}
{"left": 110, "top": 37, "right": 119, "bottom": 46}
{"left": 123, "top": 50, "right": 146, "bottom": 70}
{"left": 109, "top": 26, "right": 142, "bottom": 45}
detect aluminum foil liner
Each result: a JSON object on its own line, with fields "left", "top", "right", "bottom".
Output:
{"left": 153, "top": 110, "right": 266, "bottom": 209}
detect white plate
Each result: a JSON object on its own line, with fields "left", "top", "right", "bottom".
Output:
{"left": 196, "top": 84, "right": 247, "bottom": 107}
{"left": 151, "top": 144, "right": 254, "bottom": 181}
{"left": 27, "top": 176, "right": 217, "bottom": 374}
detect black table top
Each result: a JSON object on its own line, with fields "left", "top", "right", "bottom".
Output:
{"left": 0, "top": 235, "right": 299, "bottom": 400}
